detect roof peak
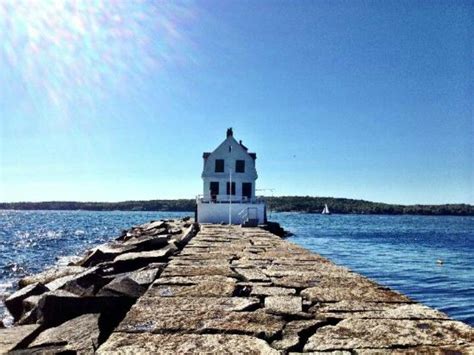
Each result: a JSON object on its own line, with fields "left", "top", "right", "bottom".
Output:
{"left": 226, "top": 127, "right": 233, "bottom": 138}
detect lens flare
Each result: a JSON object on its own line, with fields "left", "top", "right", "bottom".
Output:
{"left": 0, "top": 0, "right": 196, "bottom": 119}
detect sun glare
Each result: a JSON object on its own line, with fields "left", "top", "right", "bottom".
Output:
{"left": 0, "top": 0, "right": 195, "bottom": 118}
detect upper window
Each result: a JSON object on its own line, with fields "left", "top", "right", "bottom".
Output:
{"left": 215, "top": 159, "right": 224, "bottom": 173}
{"left": 236, "top": 160, "right": 245, "bottom": 173}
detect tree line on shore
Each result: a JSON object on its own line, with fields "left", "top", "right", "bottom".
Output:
{"left": 0, "top": 196, "right": 472, "bottom": 215}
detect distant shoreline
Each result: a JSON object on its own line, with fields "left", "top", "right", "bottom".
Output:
{"left": 0, "top": 197, "right": 472, "bottom": 216}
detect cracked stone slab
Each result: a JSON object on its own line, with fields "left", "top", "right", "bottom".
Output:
{"left": 272, "top": 319, "right": 326, "bottom": 351}
{"left": 301, "top": 277, "right": 411, "bottom": 303}
{"left": 161, "top": 265, "right": 236, "bottom": 278}
{"left": 28, "top": 313, "right": 100, "bottom": 353}
{"left": 262, "top": 264, "right": 352, "bottom": 278}
{"left": 202, "top": 309, "right": 286, "bottom": 339}
{"left": 271, "top": 275, "right": 320, "bottom": 288}
{"left": 113, "top": 247, "right": 175, "bottom": 266}
{"left": 311, "top": 301, "right": 449, "bottom": 320}
{"left": 116, "top": 297, "right": 261, "bottom": 333}
{"left": 18, "top": 266, "right": 86, "bottom": 288}
{"left": 303, "top": 318, "right": 474, "bottom": 351}
{"left": 234, "top": 268, "right": 271, "bottom": 282}
{"left": 251, "top": 285, "right": 296, "bottom": 296}
{"left": 169, "top": 258, "right": 231, "bottom": 266}
{"left": 97, "top": 332, "right": 280, "bottom": 354}
{"left": 265, "top": 296, "right": 303, "bottom": 315}
{"left": 147, "top": 281, "right": 236, "bottom": 297}
{"left": 152, "top": 275, "right": 236, "bottom": 286}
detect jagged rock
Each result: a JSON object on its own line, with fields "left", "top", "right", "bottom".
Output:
{"left": 112, "top": 246, "right": 176, "bottom": 272}
{"left": 144, "top": 221, "right": 166, "bottom": 231}
{"left": 303, "top": 318, "right": 474, "bottom": 352}
{"left": 46, "top": 272, "right": 83, "bottom": 291}
{"left": 36, "top": 293, "right": 133, "bottom": 327}
{"left": 97, "top": 333, "right": 279, "bottom": 354}
{"left": 265, "top": 296, "right": 303, "bottom": 315}
{"left": 28, "top": 313, "right": 100, "bottom": 353}
{"left": 170, "top": 225, "right": 197, "bottom": 246}
{"left": 122, "top": 235, "right": 169, "bottom": 251}
{"left": 97, "top": 276, "right": 146, "bottom": 299}
{"left": 16, "top": 291, "right": 76, "bottom": 325}
{"left": 5, "top": 283, "right": 48, "bottom": 321}
{"left": 0, "top": 324, "right": 41, "bottom": 353}
{"left": 59, "top": 266, "right": 109, "bottom": 296}
{"left": 128, "top": 268, "right": 161, "bottom": 286}
{"left": 18, "top": 266, "right": 85, "bottom": 288}
{"left": 77, "top": 244, "right": 137, "bottom": 267}
{"left": 147, "top": 227, "right": 168, "bottom": 236}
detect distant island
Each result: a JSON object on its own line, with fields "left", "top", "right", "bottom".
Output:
{"left": 0, "top": 196, "right": 472, "bottom": 216}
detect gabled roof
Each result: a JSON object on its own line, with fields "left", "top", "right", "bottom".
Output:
{"left": 202, "top": 128, "right": 256, "bottom": 160}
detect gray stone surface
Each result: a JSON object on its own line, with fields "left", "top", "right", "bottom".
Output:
{"left": 0, "top": 324, "right": 40, "bottom": 353}
{"left": 304, "top": 318, "right": 474, "bottom": 351}
{"left": 29, "top": 313, "right": 100, "bottom": 353}
{"left": 97, "top": 333, "right": 280, "bottom": 354}
{"left": 18, "top": 266, "right": 85, "bottom": 288}
{"left": 6, "top": 223, "right": 472, "bottom": 354}
{"left": 234, "top": 267, "right": 270, "bottom": 282}
{"left": 272, "top": 319, "right": 326, "bottom": 351}
{"left": 97, "top": 276, "right": 146, "bottom": 298}
{"left": 251, "top": 285, "right": 296, "bottom": 296}
{"left": 127, "top": 268, "right": 161, "bottom": 286}
{"left": 149, "top": 281, "right": 235, "bottom": 297}
{"left": 311, "top": 301, "right": 449, "bottom": 320}
{"left": 5, "top": 283, "right": 48, "bottom": 320}
{"left": 265, "top": 296, "right": 303, "bottom": 315}
{"left": 161, "top": 264, "right": 236, "bottom": 277}
{"left": 300, "top": 277, "right": 411, "bottom": 303}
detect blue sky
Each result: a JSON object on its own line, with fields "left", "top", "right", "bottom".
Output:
{"left": 0, "top": 0, "right": 472, "bottom": 204}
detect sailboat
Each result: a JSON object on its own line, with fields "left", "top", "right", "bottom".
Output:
{"left": 322, "top": 204, "right": 331, "bottom": 215}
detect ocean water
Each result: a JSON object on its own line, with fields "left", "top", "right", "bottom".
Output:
{"left": 271, "top": 212, "right": 474, "bottom": 326}
{"left": 0, "top": 210, "right": 190, "bottom": 323}
{"left": 0, "top": 210, "right": 473, "bottom": 326}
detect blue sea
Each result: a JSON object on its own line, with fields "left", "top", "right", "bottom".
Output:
{"left": 1, "top": 210, "right": 473, "bottom": 326}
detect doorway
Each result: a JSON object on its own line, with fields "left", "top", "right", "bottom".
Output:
{"left": 242, "top": 182, "right": 252, "bottom": 199}
{"left": 210, "top": 182, "right": 219, "bottom": 201}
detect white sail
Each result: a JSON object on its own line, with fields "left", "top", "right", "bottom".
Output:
{"left": 322, "top": 204, "right": 330, "bottom": 214}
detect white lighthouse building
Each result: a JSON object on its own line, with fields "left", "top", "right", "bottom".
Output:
{"left": 196, "top": 128, "right": 267, "bottom": 225}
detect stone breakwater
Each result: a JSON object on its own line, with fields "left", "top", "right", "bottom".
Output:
{"left": 2, "top": 222, "right": 474, "bottom": 354}
{"left": 1, "top": 217, "right": 197, "bottom": 354}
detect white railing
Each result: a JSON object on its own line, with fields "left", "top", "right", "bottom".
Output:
{"left": 196, "top": 194, "right": 265, "bottom": 204}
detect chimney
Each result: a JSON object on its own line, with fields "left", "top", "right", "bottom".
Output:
{"left": 226, "top": 127, "right": 233, "bottom": 138}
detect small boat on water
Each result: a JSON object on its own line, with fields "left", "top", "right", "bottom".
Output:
{"left": 322, "top": 204, "right": 331, "bottom": 215}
